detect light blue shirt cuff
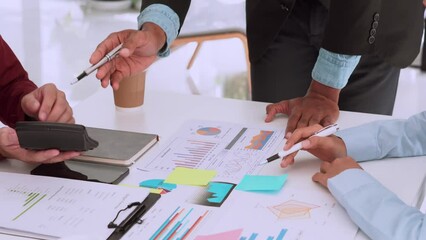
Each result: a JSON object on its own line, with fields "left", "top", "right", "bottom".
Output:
{"left": 137, "top": 4, "right": 180, "bottom": 57}
{"left": 312, "top": 48, "right": 361, "bottom": 89}
{"left": 328, "top": 168, "right": 375, "bottom": 202}
{"left": 335, "top": 129, "right": 379, "bottom": 162}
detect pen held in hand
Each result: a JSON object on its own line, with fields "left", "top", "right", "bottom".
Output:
{"left": 259, "top": 123, "right": 340, "bottom": 165}
{"left": 71, "top": 43, "right": 123, "bottom": 85}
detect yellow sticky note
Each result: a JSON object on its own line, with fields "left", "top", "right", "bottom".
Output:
{"left": 149, "top": 188, "right": 164, "bottom": 194}
{"left": 164, "top": 167, "right": 216, "bottom": 186}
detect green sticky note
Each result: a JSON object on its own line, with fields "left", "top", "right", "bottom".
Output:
{"left": 164, "top": 167, "right": 217, "bottom": 186}
{"left": 235, "top": 174, "right": 288, "bottom": 192}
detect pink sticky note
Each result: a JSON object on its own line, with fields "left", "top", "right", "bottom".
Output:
{"left": 194, "top": 229, "right": 243, "bottom": 240}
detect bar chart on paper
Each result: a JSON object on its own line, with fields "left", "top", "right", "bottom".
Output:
{"left": 193, "top": 188, "right": 358, "bottom": 240}
{"left": 149, "top": 206, "right": 209, "bottom": 240}
{"left": 240, "top": 228, "right": 288, "bottom": 240}
{"left": 172, "top": 140, "right": 217, "bottom": 169}
{"left": 5, "top": 186, "right": 47, "bottom": 221}
{"left": 122, "top": 201, "right": 215, "bottom": 240}
{"left": 192, "top": 227, "right": 288, "bottom": 240}
{"left": 0, "top": 172, "right": 150, "bottom": 239}
{"left": 141, "top": 120, "right": 285, "bottom": 181}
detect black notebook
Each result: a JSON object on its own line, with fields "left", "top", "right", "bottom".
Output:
{"left": 73, "top": 127, "right": 159, "bottom": 166}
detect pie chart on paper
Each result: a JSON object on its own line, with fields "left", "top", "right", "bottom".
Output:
{"left": 196, "top": 127, "right": 221, "bottom": 136}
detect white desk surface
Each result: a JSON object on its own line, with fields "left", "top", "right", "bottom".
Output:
{"left": 1, "top": 89, "right": 426, "bottom": 240}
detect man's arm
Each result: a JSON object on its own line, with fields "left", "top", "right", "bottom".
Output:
{"left": 265, "top": 49, "right": 360, "bottom": 133}
{"left": 0, "top": 36, "right": 37, "bottom": 128}
{"left": 138, "top": 0, "right": 191, "bottom": 56}
{"left": 329, "top": 169, "right": 426, "bottom": 240}
{"left": 89, "top": 1, "right": 191, "bottom": 89}
{"left": 322, "top": 0, "right": 380, "bottom": 55}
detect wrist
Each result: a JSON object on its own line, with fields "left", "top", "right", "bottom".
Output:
{"left": 334, "top": 135, "right": 348, "bottom": 157}
{"left": 308, "top": 80, "right": 340, "bottom": 103}
{"left": 141, "top": 22, "right": 167, "bottom": 53}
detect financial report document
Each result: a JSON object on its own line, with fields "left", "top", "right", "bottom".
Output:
{"left": 129, "top": 120, "right": 359, "bottom": 240}
{"left": 0, "top": 120, "right": 359, "bottom": 240}
{"left": 0, "top": 172, "right": 149, "bottom": 239}
{"left": 139, "top": 120, "right": 286, "bottom": 182}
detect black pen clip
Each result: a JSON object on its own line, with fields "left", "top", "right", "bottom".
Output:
{"left": 108, "top": 202, "right": 146, "bottom": 232}
{"left": 107, "top": 193, "right": 161, "bottom": 240}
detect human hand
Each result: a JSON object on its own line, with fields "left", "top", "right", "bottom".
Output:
{"left": 21, "top": 83, "right": 74, "bottom": 123}
{"left": 312, "top": 156, "right": 362, "bottom": 188}
{"left": 0, "top": 127, "right": 80, "bottom": 163}
{"left": 265, "top": 80, "right": 340, "bottom": 134}
{"left": 280, "top": 124, "right": 347, "bottom": 168}
{"left": 90, "top": 23, "right": 166, "bottom": 90}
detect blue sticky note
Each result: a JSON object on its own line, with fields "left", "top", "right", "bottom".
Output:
{"left": 235, "top": 174, "right": 288, "bottom": 192}
{"left": 139, "top": 179, "right": 164, "bottom": 189}
{"left": 159, "top": 182, "right": 177, "bottom": 191}
{"left": 207, "top": 182, "right": 234, "bottom": 203}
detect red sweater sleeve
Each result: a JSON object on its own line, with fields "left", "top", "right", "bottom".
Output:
{"left": 0, "top": 36, "right": 37, "bottom": 128}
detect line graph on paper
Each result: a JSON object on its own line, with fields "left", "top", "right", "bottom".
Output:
{"left": 141, "top": 120, "right": 285, "bottom": 181}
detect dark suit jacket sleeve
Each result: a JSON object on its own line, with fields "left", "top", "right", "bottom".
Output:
{"left": 140, "top": 0, "right": 191, "bottom": 34}
{"left": 322, "top": 0, "right": 424, "bottom": 68}
{"left": 0, "top": 36, "right": 37, "bottom": 128}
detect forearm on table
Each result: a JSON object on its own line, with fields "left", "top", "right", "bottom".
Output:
{"left": 329, "top": 169, "right": 426, "bottom": 240}
{"left": 336, "top": 112, "right": 426, "bottom": 161}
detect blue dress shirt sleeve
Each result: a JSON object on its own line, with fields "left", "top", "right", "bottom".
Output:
{"left": 312, "top": 48, "right": 361, "bottom": 89}
{"left": 328, "top": 169, "right": 426, "bottom": 240}
{"left": 327, "top": 111, "right": 426, "bottom": 239}
{"left": 137, "top": 4, "right": 180, "bottom": 57}
{"left": 336, "top": 111, "right": 426, "bottom": 162}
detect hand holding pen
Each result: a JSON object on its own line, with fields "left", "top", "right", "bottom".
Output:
{"left": 71, "top": 43, "right": 123, "bottom": 85}
{"left": 75, "top": 24, "right": 166, "bottom": 90}
{"left": 260, "top": 123, "right": 341, "bottom": 167}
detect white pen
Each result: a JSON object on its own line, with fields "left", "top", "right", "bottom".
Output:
{"left": 71, "top": 43, "right": 123, "bottom": 85}
{"left": 259, "top": 123, "right": 340, "bottom": 165}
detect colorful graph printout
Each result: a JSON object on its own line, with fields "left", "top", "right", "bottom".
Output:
{"left": 140, "top": 120, "right": 285, "bottom": 181}
{"left": 193, "top": 189, "right": 358, "bottom": 240}
{"left": 194, "top": 228, "right": 243, "bottom": 240}
{"left": 149, "top": 206, "right": 210, "bottom": 240}
{"left": 194, "top": 228, "right": 287, "bottom": 240}
{"left": 197, "top": 127, "right": 221, "bottom": 136}
{"left": 245, "top": 130, "right": 273, "bottom": 150}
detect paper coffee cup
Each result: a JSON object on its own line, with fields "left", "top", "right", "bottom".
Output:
{"left": 113, "top": 71, "right": 145, "bottom": 110}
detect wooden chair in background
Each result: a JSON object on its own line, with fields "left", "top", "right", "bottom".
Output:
{"left": 168, "top": 0, "right": 251, "bottom": 99}
{"left": 170, "top": 31, "right": 251, "bottom": 97}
